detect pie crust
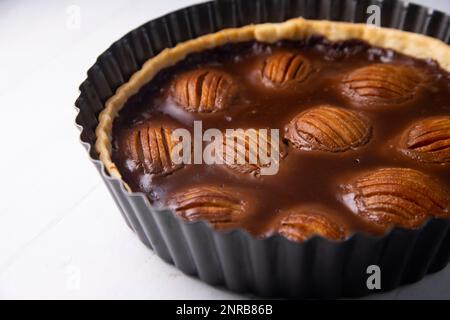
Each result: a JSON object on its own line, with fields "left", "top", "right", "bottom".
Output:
{"left": 95, "top": 18, "right": 450, "bottom": 182}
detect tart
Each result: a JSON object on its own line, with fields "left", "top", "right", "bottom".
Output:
{"left": 96, "top": 18, "right": 450, "bottom": 241}
{"left": 73, "top": 0, "right": 450, "bottom": 298}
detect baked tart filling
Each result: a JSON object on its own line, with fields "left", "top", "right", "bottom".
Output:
{"left": 96, "top": 18, "right": 450, "bottom": 241}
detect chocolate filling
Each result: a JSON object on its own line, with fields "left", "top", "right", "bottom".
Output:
{"left": 111, "top": 36, "right": 450, "bottom": 239}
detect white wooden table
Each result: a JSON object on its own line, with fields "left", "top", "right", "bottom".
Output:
{"left": 1, "top": 0, "right": 449, "bottom": 299}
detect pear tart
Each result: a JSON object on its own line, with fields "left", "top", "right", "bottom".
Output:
{"left": 342, "top": 64, "right": 428, "bottom": 107}
{"left": 262, "top": 52, "right": 312, "bottom": 85}
{"left": 171, "top": 69, "right": 238, "bottom": 113}
{"left": 123, "top": 125, "right": 182, "bottom": 176}
{"left": 285, "top": 105, "right": 372, "bottom": 152}
{"left": 277, "top": 207, "right": 347, "bottom": 242}
{"left": 399, "top": 116, "right": 450, "bottom": 164}
{"left": 342, "top": 168, "right": 450, "bottom": 229}
{"left": 97, "top": 18, "right": 450, "bottom": 241}
{"left": 170, "top": 186, "right": 249, "bottom": 230}
{"left": 215, "top": 129, "right": 288, "bottom": 176}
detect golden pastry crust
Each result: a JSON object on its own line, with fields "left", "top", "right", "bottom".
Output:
{"left": 95, "top": 18, "right": 450, "bottom": 181}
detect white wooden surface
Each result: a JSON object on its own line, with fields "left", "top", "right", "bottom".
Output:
{"left": 0, "top": 0, "right": 449, "bottom": 300}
